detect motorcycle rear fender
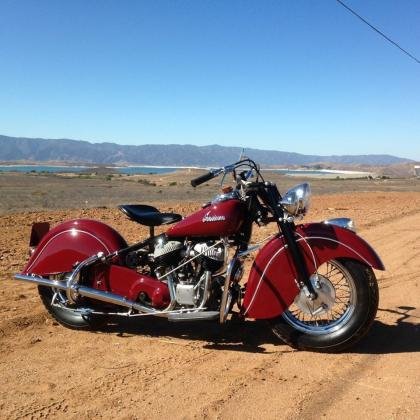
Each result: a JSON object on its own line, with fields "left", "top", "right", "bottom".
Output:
{"left": 242, "top": 222, "right": 385, "bottom": 319}
{"left": 22, "top": 219, "right": 127, "bottom": 276}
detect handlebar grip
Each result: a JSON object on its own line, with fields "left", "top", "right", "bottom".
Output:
{"left": 191, "top": 171, "right": 215, "bottom": 187}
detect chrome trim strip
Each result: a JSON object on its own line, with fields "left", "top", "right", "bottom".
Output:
{"left": 294, "top": 231, "right": 318, "bottom": 273}
{"left": 302, "top": 236, "right": 371, "bottom": 267}
{"left": 25, "top": 229, "right": 111, "bottom": 273}
{"left": 243, "top": 235, "right": 373, "bottom": 316}
{"left": 243, "top": 245, "right": 287, "bottom": 316}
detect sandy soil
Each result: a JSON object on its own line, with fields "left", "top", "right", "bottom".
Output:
{"left": 1, "top": 171, "right": 420, "bottom": 213}
{"left": 0, "top": 191, "right": 419, "bottom": 419}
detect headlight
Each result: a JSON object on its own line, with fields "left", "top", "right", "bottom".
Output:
{"left": 280, "top": 183, "right": 311, "bottom": 216}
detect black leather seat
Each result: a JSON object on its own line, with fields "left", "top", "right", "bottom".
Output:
{"left": 119, "top": 204, "right": 182, "bottom": 227}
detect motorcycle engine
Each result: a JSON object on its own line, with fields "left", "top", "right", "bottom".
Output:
{"left": 192, "top": 242, "right": 225, "bottom": 273}
{"left": 153, "top": 240, "right": 184, "bottom": 266}
{"left": 153, "top": 238, "right": 226, "bottom": 308}
{"left": 153, "top": 239, "right": 225, "bottom": 275}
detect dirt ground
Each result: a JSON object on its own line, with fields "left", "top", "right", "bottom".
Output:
{"left": 0, "top": 175, "right": 419, "bottom": 419}
{"left": 1, "top": 170, "right": 420, "bottom": 213}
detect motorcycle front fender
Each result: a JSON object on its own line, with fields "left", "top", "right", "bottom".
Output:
{"left": 22, "top": 219, "right": 127, "bottom": 276}
{"left": 242, "top": 222, "right": 385, "bottom": 319}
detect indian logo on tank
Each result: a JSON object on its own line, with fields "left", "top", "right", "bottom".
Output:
{"left": 202, "top": 211, "right": 226, "bottom": 223}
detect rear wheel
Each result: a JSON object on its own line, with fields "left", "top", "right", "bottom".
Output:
{"left": 270, "top": 259, "right": 379, "bottom": 352}
{"left": 38, "top": 274, "right": 106, "bottom": 330}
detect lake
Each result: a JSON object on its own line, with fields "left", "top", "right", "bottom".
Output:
{"left": 0, "top": 165, "right": 179, "bottom": 175}
{"left": 0, "top": 165, "right": 371, "bottom": 178}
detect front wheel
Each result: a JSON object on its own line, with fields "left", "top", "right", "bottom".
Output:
{"left": 270, "top": 259, "right": 379, "bottom": 352}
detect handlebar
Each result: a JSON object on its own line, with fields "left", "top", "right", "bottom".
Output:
{"left": 190, "top": 171, "right": 217, "bottom": 187}
{"left": 190, "top": 159, "right": 263, "bottom": 187}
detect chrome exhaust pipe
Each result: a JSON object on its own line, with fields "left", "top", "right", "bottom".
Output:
{"left": 14, "top": 273, "right": 156, "bottom": 314}
{"left": 77, "top": 286, "right": 156, "bottom": 314}
{"left": 14, "top": 273, "right": 68, "bottom": 290}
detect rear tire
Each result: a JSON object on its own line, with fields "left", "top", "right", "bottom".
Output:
{"left": 38, "top": 277, "right": 106, "bottom": 330}
{"left": 270, "top": 259, "right": 379, "bottom": 353}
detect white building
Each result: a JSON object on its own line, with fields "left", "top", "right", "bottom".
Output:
{"left": 415, "top": 166, "right": 420, "bottom": 177}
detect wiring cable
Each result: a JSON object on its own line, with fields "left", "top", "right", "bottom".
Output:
{"left": 335, "top": 0, "right": 420, "bottom": 64}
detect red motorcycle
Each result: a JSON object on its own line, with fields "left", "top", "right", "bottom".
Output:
{"left": 15, "top": 159, "right": 383, "bottom": 352}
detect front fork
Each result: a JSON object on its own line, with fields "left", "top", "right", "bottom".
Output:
{"left": 262, "top": 184, "right": 318, "bottom": 299}
{"left": 278, "top": 220, "right": 318, "bottom": 299}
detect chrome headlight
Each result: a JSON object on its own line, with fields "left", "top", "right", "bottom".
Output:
{"left": 280, "top": 183, "right": 311, "bottom": 216}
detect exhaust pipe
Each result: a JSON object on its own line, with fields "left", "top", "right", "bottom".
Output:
{"left": 77, "top": 285, "right": 156, "bottom": 314}
{"left": 14, "top": 273, "right": 157, "bottom": 314}
{"left": 15, "top": 273, "right": 68, "bottom": 290}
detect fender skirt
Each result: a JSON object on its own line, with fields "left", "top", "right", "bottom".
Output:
{"left": 242, "top": 223, "right": 385, "bottom": 319}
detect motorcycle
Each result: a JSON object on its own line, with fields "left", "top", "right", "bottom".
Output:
{"left": 14, "top": 159, "right": 384, "bottom": 352}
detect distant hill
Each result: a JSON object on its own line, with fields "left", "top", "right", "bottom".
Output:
{"left": 0, "top": 135, "right": 412, "bottom": 167}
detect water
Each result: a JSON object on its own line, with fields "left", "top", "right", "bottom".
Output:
{"left": 0, "top": 165, "right": 178, "bottom": 175}
{"left": 266, "top": 169, "right": 345, "bottom": 176}
{"left": 264, "top": 168, "right": 370, "bottom": 177}
{"left": 0, "top": 165, "right": 370, "bottom": 177}
{"left": 266, "top": 169, "right": 330, "bottom": 176}
{"left": 0, "top": 165, "right": 88, "bottom": 173}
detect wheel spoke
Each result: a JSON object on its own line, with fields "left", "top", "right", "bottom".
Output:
{"left": 282, "top": 260, "right": 357, "bottom": 335}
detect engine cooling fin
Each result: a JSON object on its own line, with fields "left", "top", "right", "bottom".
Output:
{"left": 153, "top": 240, "right": 184, "bottom": 265}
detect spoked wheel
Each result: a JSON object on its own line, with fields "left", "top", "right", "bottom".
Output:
{"left": 271, "top": 259, "right": 379, "bottom": 352}
{"left": 38, "top": 273, "right": 106, "bottom": 330}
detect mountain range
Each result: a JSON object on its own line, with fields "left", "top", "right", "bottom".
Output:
{"left": 0, "top": 135, "right": 412, "bottom": 167}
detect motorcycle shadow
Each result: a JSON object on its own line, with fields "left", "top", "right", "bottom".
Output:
{"left": 351, "top": 306, "right": 420, "bottom": 354}
{"left": 97, "top": 317, "right": 285, "bottom": 354}
{"left": 95, "top": 306, "right": 419, "bottom": 354}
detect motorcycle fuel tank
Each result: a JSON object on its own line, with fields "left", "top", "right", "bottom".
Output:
{"left": 166, "top": 199, "right": 245, "bottom": 238}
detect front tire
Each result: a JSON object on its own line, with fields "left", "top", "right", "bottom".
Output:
{"left": 270, "top": 259, "right": 379, "bottom": 352}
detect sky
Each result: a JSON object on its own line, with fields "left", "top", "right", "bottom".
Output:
{"left": 0, "top": 0, "right": 419, "bottom": 160}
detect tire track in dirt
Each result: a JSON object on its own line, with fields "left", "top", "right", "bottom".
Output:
{"left": 188, "top": 209, "right": 420, "bottom": 420}
{"left": 196, "top": 351, "right": 292, "bottom": 419}
{"left": 359, "top": 212, "right": 420, "bottom": 286}
{"left": 1, "top": 193, "right": 419, "bottom": 419}
{"left": 7, "top": 348, "right": 215, "bottom": 419}
{"left": 81, "top": 341, "right": 284, "bottom": 418}
{"left": 191, "top": 209, "right": 420, "bottom": 419}
{"left": 362, "top": 206, "right": 420, "bottom": 230}
{"left": 276, "top": 209, "right": 420, "bottom": 419}
{"left": 8, "top": 399, "right": 68, "bottom": 420}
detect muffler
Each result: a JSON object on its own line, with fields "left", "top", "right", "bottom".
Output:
{"left": 15, "top": 273, "right": 68, "bottom": 290}
{"left": 14, "top": 273, "right": 157, "bottom": 314}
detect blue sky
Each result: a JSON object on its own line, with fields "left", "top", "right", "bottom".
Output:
{"left": 0, "top": 0, "right": 419, "bottom": 159}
